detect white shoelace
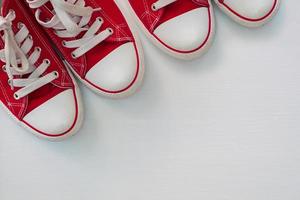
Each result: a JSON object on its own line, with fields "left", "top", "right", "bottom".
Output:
{"left": 152, "top": 0, "right": 177, "bottom": 11}
{"left": 0, "top": 10, "right": 58, "bottom": 100}
{"left": 27, "top": 0, "right": 113, "bottom": 59}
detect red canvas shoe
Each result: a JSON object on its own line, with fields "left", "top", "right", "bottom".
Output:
{"left": 0, "top": 0, "right": 83, "bottom": 140}
{"left": 25, "top": 0, "right": 144, "bottom": 98}
{"left": 214, "top": 0, "right": 280, "bottom": 27}
{"left": 125, "top": 0, "right": 215, "bottom": 60}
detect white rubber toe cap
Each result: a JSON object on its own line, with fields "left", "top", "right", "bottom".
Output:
{"left": 153, "top": 7, "right": 210, "bottom": 52}
{"left": 85, "top": 42, "right": 138, "bottom": 92}
{"left": 23, "top": 89, "right": 77, "bottom": 136}
{"left": 223, "top": 0, "right": 276, "bottom": 19}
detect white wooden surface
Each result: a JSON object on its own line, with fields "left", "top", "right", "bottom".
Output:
{"left": 1, "top": 1, "right": 299, "bottom": 200}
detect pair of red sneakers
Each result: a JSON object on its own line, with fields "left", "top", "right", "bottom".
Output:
{"left": 126, "top": 0, "right": 280, "bottom": 59}
{"left": 0, "top": 0, "right": 144, "bottom": 140}
{"left": 0, "top": 0, "right": 280, "bottom": 140}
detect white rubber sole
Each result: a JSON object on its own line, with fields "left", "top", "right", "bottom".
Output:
{"left": 214, "top": 0, "right": 281, "bottom": 28}
{"left": 122, "top": 0, "right": 216, "bottom": 60}
{"left": 64, "top": 1, "right": 145, "bottom": 99}
{"left": 0, "top": 70, "right": 84, "bottom": 142}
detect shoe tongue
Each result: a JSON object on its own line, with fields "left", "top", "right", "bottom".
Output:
{"left": 37, "top": 2, "right": 56, "bottom": 22}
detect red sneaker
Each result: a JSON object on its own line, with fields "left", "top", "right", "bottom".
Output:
{"left": 25, "top": 0, "right": 144, "bottom": 98}
{"left": 125, "top": 0, "right": 215, "bottom": 60}
{"left": 214, "top": 0, "right": 280, "bottom": 27}
{"left": 0, "top": 0, "right": 83, "bottom": 140}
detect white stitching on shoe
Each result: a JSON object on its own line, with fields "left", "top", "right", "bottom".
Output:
{"left": 0, "top": 10, "right": 58, "bottom": 100}
{"left": 27, "top": 0, "right": 113, "bottom": 59}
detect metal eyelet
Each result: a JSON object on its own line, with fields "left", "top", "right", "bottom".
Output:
{"left": 14, "top": 93, "right": 20, "bottom": 100}
{"left": 44, "top": 59, "right": 51, "bottom": 65}
{"left": 151, "top": 4, "right": 158, "bottom": 11}
{"left": 8, "top": 79, "right": 12, "bottom": 86}
{"left": 2, "top": 65, "right": 6, "bottom": 72}
{"left": 28, "top": 34, "right": 33, "bottom": 40}
{"left": 96, "top": 17, "right": 103, "bottom": 22}
{"left": 71, "top": 53, "right": 77, "bottom": 59}
{"left": 107, "top": 28, "right": 114, "bottom": 34}
{"left": 17, "top": 22, "right": 24, "bottom": 29}
{"left": 62, "top": 40, "right": 67, "bottom": 47}
{"left": 35, "top": 47, "right": 41, "bottom": 52}
{"left": 53, "top": 71, "right": 59, "bottom": 78}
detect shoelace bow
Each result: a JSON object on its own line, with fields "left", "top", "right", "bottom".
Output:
{"left": 27, "top": 0, "right": 113, "bottom": 59}
{"left": 152, "top": 0, "right": 208, "bottom": 11}
{"left": 0, "top": 10, "right": 58, "bottom": 100}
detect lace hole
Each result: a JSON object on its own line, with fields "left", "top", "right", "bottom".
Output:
{"left": 107, "top": 28, "right": 114, "bottom": 34}
{"left": 151, "top": 4, "right": 157, "bottom": 11}
{"left": 8, "top": 79, "right": 12, "bottom": 86}
{"left": 17, "top": 22, "right": 24, "bottom": 29}
{"left": 2, "top": 65, "right": 6, "bottom": 72}
{"left": 71, "top": 53, "right": 77, "bottom": 59}
{"left": 44, "top": 59, "right": 51, "bottom": 65}
{"left": 14, "top": 93, "right": 20, "bottom": 100}
{"left": 96, "top": 17, "right": 103, "bottom": 22}
{"left": 28, "top": 35, "right": 33, "bottom": 40}
{"left": 35, "top": 47, "right": 41, "bottom": 52}
{"left": 53, "top": 71, "right": 59, "bottom": 78}
{"left": 62, "top": 40, "right": 67, "bottom": 47}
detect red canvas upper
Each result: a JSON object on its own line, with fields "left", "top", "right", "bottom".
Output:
{"left": 24, "top": 0, "right": 138, "bottom": 85}
{"left": 129, "top": 0, "right": 210, "bottom": 32}
{"left": 0, "top": 0, "right": 74, "bottom": 119}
